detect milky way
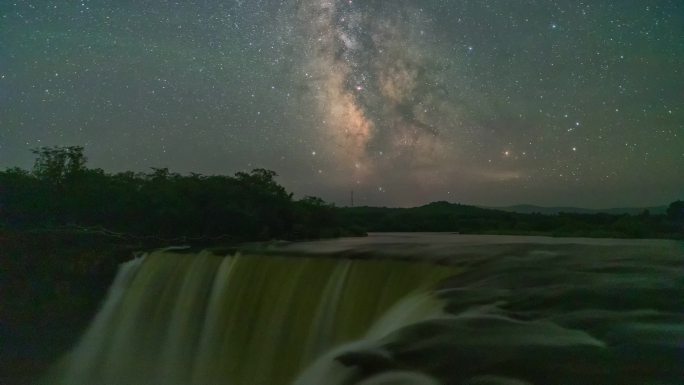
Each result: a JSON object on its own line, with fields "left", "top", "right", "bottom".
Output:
{"left": 1, "top": 1, "right": 682, "bottom": 207}
{"left": 295, "top": 0, "right": 453, "bottom": 187}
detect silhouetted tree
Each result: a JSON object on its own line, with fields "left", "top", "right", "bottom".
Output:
{"left": 0, "top": 147, "right": 358, "bottom": 241}
{"left": 667, "top": 200, "right": 684, "bottom": 222}
{"left": 31, "top": 146, "right": 86, "bottom": 182}
{"left": 1, "top": 147, "right": 680, "bottom": 241}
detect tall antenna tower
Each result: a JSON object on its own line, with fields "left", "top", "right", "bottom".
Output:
{"left": 350, "top": 190, "right": 354, "bottom": 207}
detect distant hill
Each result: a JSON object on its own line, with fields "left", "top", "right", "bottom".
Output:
{"left": 487, "top": 204, "right": 668, "bottom": 216}
{"left": 338, "top": 201, "right": 681, "bottom": 239}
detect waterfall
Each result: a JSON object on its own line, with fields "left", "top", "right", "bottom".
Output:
{"left": 50, "top": 250, "right": 457, "bottom": 385}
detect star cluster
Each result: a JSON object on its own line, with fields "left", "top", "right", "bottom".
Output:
{"left": 1, "top": 0, "right": 682, "bottom": 207}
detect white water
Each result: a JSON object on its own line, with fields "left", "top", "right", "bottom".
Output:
{"left": 50, "top": 250, "right": 456, "bottom": 385}
{"left": 294, "top": 292, "right": 447, "bottom": 385}
{"left": 47, "top": 234, "right": 684, "bottom": 385}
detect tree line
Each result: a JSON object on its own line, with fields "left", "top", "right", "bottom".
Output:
{"left": 0, "top": 146, "right": 681, "bottom": 241}
{"left": 0, "top": 146, "right": 361, "bottom": 242}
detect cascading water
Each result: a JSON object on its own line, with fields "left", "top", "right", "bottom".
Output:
{"left": 45, "top": 235, "right": 684, "bottom": 385}
{"left": 49, "top": 250, "right": 458, "bottom": 385}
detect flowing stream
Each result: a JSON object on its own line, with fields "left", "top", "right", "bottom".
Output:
{"left": 50, "top": 249, "right": 457, "bottom": 385}
{"left": 47, "top": 234, "right": 684, "bottom": 385}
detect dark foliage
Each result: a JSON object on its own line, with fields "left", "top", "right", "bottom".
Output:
{"left": 0, "top": 146, "right": 360, "bottom": 242}
{"left": 667, "top": 200, "right": 684, "bottom": 222}
{"left": 1, "top": 146, "right": 680, "bottom": 241}
{"left": 0, "top": 231, "right": 142, "bottom": 383}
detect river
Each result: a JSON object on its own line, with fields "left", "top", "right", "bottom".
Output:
{"left": 46, "top": 233, "right": 684, "bottom": 385}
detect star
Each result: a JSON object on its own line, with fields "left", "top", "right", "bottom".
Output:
{"left": 0, "top": 0, "right": 680, "bottom": 208}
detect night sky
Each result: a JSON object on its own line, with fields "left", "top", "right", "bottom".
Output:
{"left": 1, "top": 0, "right": 682, "bottom": 208}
